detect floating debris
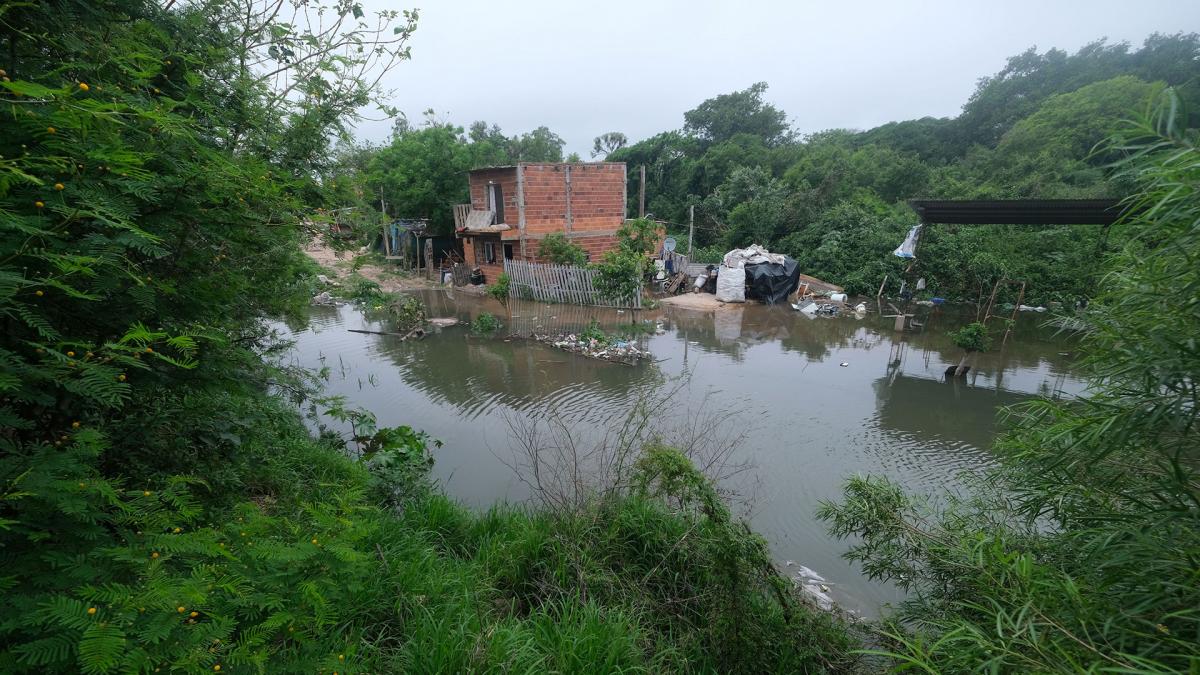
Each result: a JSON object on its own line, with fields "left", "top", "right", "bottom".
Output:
{"left": 789, "top": 563, "right": 836, "bottom": 611}
{"left": 533, "top": 333, "right": 650, "bottom": 365}
{"left": 311, "top": 291, "right": 340, "bottom": 306}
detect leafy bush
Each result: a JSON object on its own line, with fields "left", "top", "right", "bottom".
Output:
{"left": 949, "top": 321, "right": 991, "bottom": 353}
{"left": 592, "top": 250, "right": 647, "bottom": 305}
{"left": 486, "top": 272, "right": 511, "bottom": 303}
{"left": 579, "top": 319, "right": 609, "bottom": 345}
{"left": 537, "top": 233, "right": 588, "bottom": 266}
{"left": 470, "top": 312, "right": 502, "bottom": 334}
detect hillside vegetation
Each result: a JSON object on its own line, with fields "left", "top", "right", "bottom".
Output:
{"left": 340, "top": 35, "right": 1200, "bottom": 304}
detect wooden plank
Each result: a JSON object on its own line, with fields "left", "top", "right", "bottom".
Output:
{"left": 500, "top": 258, "right": 640, "bottom": 308}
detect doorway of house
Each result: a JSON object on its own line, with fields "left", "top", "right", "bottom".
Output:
{"left": 503, "top": 243, "right": 515, "bottom": 260}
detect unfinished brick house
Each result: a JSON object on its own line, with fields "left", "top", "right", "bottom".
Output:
{"left": 453, "top": 162, "right": 627, "bottom": 283}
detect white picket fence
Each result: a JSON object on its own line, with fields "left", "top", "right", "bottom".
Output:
{"left": 503, "top": 259, "right": 642, "bottom": 309}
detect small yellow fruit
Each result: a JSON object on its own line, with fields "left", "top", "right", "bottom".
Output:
{"left": 213, "top": 666, "right": 220, "bottom": 672}
{"left": 118, "top": 374, "right": 127, "bottom": 382}
{"left": 35, "top": 289, "right": 43, "bottom": 296}
{"left": 54, "top": 182, "right": 64, "bottom": 191}
{"left": 72, "top": 421, "right": 80, "bottom": 429}
{"left": 143, "top": 490, "right": 151, "bottom": 496}
{"left": 177, "top": 606, "right": 186, "bottom": 613}
{"left": 311, "top": 538, "right": 318, "bottom": 545}
{"left": 46, "top": 126, "right": 56, "bottom": 134}
{"left": 67, "top": 351, "right": 75, "bottom": 357}
{"left": 339, "top": 654, "right": 345, "bottom": 662}
{"left": 35, "top": 201, "right": 44, "bottom": 208}
{"left": 145, "top": 347, "right": 153, "bottom": 353}
{"left": 86, "top": 351, "right": 93, "bottom": 358}
{"left": 87, "top": 607, "right": 97, "bottom": 615}
{"left": 79, "top": 82, "right": 89, "bottom": 91}
{"left": 151, "top": 552, "right": 159, "bottom": 559}
{"left": 190, "top": 611, "right": 198, "bottom": 617}
{"left": 173, "top": 527, "right": 182, "bottom": 533}
{"left": 78, "top": 482, "right": 86, "bottom": 488}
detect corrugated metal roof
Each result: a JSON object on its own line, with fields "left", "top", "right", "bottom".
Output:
{"left": 909, "top": 199, "right": 1125, "bottom": 225}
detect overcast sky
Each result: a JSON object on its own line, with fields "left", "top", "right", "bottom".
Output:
{"left": 352, "top": 0, "right": 1199, "bottom": 156}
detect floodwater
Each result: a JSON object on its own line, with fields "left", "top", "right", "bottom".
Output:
{"left": 279, "top": 290, "right": 1086, "bottom": 616}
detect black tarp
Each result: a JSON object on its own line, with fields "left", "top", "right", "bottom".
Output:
{"left": 744, "top": 257, "right": 801, "bottom": 304}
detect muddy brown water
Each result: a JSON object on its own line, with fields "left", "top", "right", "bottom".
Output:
{"left": 279, "top": 290, "right": 1085, "bottom": 617}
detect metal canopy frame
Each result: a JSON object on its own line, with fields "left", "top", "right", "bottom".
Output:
{"left": 909, "top": 199, "right": 1124, "bottom": 226}
{"left": 885, "top": 198, "right": 1125, "bottom": 332}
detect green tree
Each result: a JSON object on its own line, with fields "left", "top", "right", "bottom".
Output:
{"left": 538, "top": 233, "right": 588, "bottom": 266}
{"left": 367, "top": 121, "right": 473, "bottom": 234}
{"left": 683, "top": 82, "right": 793, "bottom": 148}
{"left": 592, "top": 132, "right": 628, "bottom": 159}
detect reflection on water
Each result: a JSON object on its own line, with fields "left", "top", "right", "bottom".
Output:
{"left": 280, "top": 291, "right": 1085, "bottom": 617}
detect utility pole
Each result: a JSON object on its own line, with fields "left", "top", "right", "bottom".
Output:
{"left": 688, "top": 205, "right": 695, "bottom": 256}
{"left": 379, "top": 188, "right": 390, "bottom": 257}
{"left": 638, "top": 164, "right": 646, "bottom": 218}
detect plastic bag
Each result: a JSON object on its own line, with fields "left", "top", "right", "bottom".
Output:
{"left": 715, "top": 266, "right": 746, "bottom": 303}
{"left": 893, "top": 225, "right": 922, "bottom": 259}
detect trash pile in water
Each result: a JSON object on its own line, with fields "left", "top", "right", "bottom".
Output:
{"left": 792, "top": 298, "right": 867, "bottom": 318}
{"left": 533, "top": 332, "right": 649, "bottom": 364}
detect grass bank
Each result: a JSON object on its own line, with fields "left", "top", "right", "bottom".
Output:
{"left": 3, "top": 378, "right": 860, "bottom": 673}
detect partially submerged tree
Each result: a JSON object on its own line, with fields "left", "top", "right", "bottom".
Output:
{"left": 948, "top": 321, "right": 991, "bottom": 377}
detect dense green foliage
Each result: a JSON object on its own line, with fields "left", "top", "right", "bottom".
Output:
{"left": 949, "top": 322, "right": 991, "bottom": 354}
{"left": 538, "top": 232, "right": 588, "bottom": 266}
{"left": 608, "top": 36, "right": 1200, "bottom": 303}
{"left": 819, "top": 96, "right": 1200, "bottom": 672}
{"left": 485, "top": 272, "right": 511, "bottom": 304}
{"left": 592, "top": 218, "right": 658, "bottom": 304}
{"left": 327, "top": 113, "right": 569, "bottom": 235}
{"left": 0, "top": 2, "right": 855, "bottom": 672}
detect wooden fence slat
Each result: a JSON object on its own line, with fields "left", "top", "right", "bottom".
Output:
{"left": 503, "top": 258, "right": 641, "bottom": 308}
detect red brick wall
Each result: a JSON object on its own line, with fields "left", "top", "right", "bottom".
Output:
{"left": 464, "top": 163, "right": 626, "bottom": 262}
{"left": 521, "top": 163, "right": 625, "bottom": 238}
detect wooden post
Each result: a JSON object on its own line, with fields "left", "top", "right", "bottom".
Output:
{"left": 876, "top": 274, "right": 888, "bottom": 298}
{"left": 687, "top": 204, "right": 694, "bottom": 255}
{"left": 638, "top": 164, "right": 646, "bottom": 218}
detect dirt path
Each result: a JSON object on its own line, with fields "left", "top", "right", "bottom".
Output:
{"left": 304, "top": 236, "right": 441, "bottom": 292}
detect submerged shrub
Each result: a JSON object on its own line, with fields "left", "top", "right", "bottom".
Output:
{"left": 470, "top": 312, "right": 502, "bottom": 334}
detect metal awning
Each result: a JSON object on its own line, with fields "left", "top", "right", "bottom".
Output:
{"left": 909, "top": 199, "right": 1125, "bottom": 225}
